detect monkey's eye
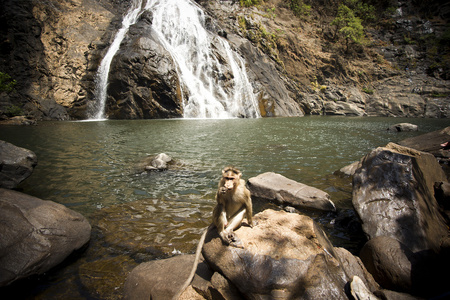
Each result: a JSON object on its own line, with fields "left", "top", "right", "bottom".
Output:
{"left": 225, "top": 177, "right": 235, "bottom": 180}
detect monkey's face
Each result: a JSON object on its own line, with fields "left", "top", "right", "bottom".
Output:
{"left": 224, "top": 176, "right": 236, "bottom": 190}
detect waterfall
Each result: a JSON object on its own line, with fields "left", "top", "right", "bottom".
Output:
{"left": 90, "top": 0, "right": 260, "bottom": 119}
{"left": 89, "top": 0, "right": 144, "bottom": 120}
{"left": 147, "top": 0, "right": 260, "bottom": 118}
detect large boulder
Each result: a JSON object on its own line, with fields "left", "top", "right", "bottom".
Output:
{"left": 352, "top": 143, "right": 448, "bottom": 253}
{"left": 247, "top": 172, "right": 336, "bottom": 211}
{"left": 0, "top": 140, "right": 37, "bottom": 189}
{"left": 125, "top": 209, "right": 380, "bottom": 299}
{"left": 0, "top": 188, "right": 91, "bottom": 286}
{"left": 201, "top": 209, "right": 353, "bottom": 299}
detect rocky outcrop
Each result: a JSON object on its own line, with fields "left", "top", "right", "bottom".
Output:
{"left": 353, "top": 143, "right": 447, "bottom": 253}
{"left": 247, "top": 172, "right": 336, "bottom": 211}
{"left": 1, "top": 0, "right": 448, "bottom": 120}
{"left": 0, "top": 140, "right": 37, "bottom": 189}
{"left": 0, "top": 188, "right": 91, "bottom": 286}
{"left": 398, "top": 126, "right": 450, "bottom": 159}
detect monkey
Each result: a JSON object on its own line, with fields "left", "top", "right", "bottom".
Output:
{"left": 172, "top": 166, "right": 255, "bottom": 299}
{"left": 213, "top": 166, "right": 255, "bottom": 247}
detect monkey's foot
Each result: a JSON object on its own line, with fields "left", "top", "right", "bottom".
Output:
{"left": 230, "top": 237, "right": 244, "bottom": 249}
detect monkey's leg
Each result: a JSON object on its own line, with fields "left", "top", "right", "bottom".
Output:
{"left": 224, "top": 209, "right": 246, "bottom": 248}
{"left": 226, "top": 208, "right": 246, "bottom": 232}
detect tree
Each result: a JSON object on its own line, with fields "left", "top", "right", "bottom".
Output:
{"left": 331, "top": 4, "right": 365, "bottom": 52}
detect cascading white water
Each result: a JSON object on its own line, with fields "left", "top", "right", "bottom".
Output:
{"left": 89, "top": 0, "right": 144, "bottom": 120}
{"left": 147, "top": 0, "right": 260, "bottom": 118}
{"left": 90, "top": 0, "right": 260, "bottom": 119}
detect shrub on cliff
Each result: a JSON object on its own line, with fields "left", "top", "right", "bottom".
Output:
{"left": 0, "top": 72, "right": 16, "bottom": 93}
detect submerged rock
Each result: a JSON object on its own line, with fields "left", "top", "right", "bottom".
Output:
{"left": 387, "top": 122, "right": 418, "bottom": 132}
{"left": 0, "top": 188, "right": 91, "bottom": 286}
{"left": 247, "top": 172, "right": 336, "bottom": 211}
{"left": 0, "top": 140, "right": 37, "bottom": 189}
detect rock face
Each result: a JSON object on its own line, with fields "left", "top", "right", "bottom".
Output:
{"left": 0, "top": 140, "right": 37, "bottom": 189}
{"left": 0, "top": 0, "right": 118, "bottom": 120}
{"left": 105, "top": 13, "right": 183, "bottom": 119}
{"left": 247, "top": 172, "right": 336, "bottom": 211}
{"left": 398, "top": 126, "right": 450, "bottom": 158}
{"left": 352, "top": 143, "right": 447, "bottom": 253}
{"left": 0, "top": 188, "right": 91, "bottom": 286}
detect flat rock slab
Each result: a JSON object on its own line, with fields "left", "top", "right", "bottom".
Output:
{"left": 247, "top": 172, "right": 335, "bottom": 211}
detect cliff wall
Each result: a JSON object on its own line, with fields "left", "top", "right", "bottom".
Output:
{"left": 0, "top": 0, "right": 448, "bottom": 120}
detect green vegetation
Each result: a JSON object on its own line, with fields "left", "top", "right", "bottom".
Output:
{"left": 311, "top": 77, "right": 327, "bottom": 92}
{"left": 362, "top": 87, "right": 374, "bottom": 94}
{"left": 4, "top": 105, "right": 23, "bottom": 117}
{"left": 342, "top": 0, "right": 375, "bottom": 23}
{"left": 240, "top": 0, "right": 260, "bottom": 7}
{"left": 290, "top": 0, "right": 311, "bottom": 17}
{"left": 0, "top": 72, "right": 16, "bottom": 93}
{"left": 331, "top": 4, "right": 365, "bottom": 52}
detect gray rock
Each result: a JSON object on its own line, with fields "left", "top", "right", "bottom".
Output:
{"left": 398, "top": 126, "right": 450, "bottom": 158}
{"left": 0, "top": 140, "right": 37, "bottom": 189}
{"left": 352, "top": 143, "right": 447, "bottom": 253}
{"left": 360, "top": 236, "right": 416, "bottom": 292}
{"left": 0, "top": 188, "right": 91, "bottom": 286}
{"left": 124, "top": 254, "right": 215, "bottom": 300}
{"left": 247, "top": 172, "right": 336, "bottom": 211}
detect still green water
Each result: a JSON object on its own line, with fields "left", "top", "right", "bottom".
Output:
{"left": 0, "top": 116, "right": 448, "bottom": 299}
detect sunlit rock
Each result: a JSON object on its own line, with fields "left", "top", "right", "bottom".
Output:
{"left": 247, "top": 172, "right": 336, "bottom": 211}
{"left": 202, "top": 209, "right": 347, "bottom": 299}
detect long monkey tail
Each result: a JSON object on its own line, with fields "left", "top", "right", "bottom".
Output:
{"left": 172, "top": 224, "right": 213, "bottom": 300}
